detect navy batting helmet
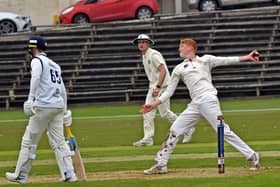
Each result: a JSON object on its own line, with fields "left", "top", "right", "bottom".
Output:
{"left": 27, "top": 36, "right": 47, "bottom": 50}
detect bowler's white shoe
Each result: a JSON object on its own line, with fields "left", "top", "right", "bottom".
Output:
{"left": 5, "top": 172, "right": 28, "bottom": 184}
{"left": 144, "top": 164, "right": 168, "bottom": 175}
{"left": 182, "top": 127, "right": 195, "bottom": 143}
{"left": 249, "top": 152, "right": 261, "bottom": 170}
{"left": 133, "top": 139, "right": 153, "bottom": 147}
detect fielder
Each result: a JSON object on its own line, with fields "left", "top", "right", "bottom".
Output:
{"left": 132, "top": 34, "right": 195, "bottom": 146}
{"left": 5, "top": 36, "right": 77, "bottom": 183}
{"left": 141, "top": 38, "right": 261, "bottom": 174}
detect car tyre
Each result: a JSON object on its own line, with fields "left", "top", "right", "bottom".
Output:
{"left": 73, "top": 14, "right": 89, "bottom": 24}
{"left": 0, "top": 20, "right": 17, "bottom": 34}
{"left": 136, "top": 7, "right": 153, "bottom": 20}
{"left": 199, "top": 0, "right": 218, "bottom": 11}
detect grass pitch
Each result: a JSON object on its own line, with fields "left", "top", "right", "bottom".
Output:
{"left": 0, "top": 97, "right": 279, "bottom": 186}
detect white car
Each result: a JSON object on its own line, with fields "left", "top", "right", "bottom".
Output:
{"left": 189, "top": 0, "right": 280, "bottom": 11}
{"left": 0, "top": 12, "right": 31, "bottom": 34}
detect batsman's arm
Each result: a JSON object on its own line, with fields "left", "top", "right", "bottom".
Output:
{"left": 28, "top": 59, "right": 42, "bottom": 101}
{"left": 61, "top": 79, "right": 68, "bottom": 112}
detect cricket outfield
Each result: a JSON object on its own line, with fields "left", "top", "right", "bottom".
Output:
{"left": 0, "top": 97, "right": 279, "bottom": 186}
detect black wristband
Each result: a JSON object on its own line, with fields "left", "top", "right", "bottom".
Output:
{"left": 156, "top": 85, "right": 161, "bottom": 89}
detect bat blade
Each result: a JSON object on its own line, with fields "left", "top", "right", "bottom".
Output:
{"left": 73, "top": 148, "right": 87, "bottom": 181}
{"left": 65, "top": 126, "right": 87, "bottom": 181}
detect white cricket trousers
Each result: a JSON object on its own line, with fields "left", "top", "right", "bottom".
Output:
{"left": 14, "top": 107, "right": 74, "bottom": 178}
{"left": 143, "top": 87, "right": 178, "bottom": 141}
{"left": 155, "top": 94, "right": 255, "bottom": 166}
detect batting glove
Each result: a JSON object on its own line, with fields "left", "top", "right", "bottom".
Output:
{"left": 23, "top": 100, "right": 35, "bottom": 116}
{"left": 63, "top": 110, "right": 72, "bottom": 126}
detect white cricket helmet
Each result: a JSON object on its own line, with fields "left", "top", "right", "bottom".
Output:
{"left": 132, "top": 34, "right": 155, "bottom": 45}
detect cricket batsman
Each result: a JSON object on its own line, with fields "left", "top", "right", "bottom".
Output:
{"left": 5, "top": 36, "right": 77, "bottom": 183}
{"left": 141, "top": 38, "right": 261, "bottom": 174}
{"left": 132, "top": 34, "right": 195, "bottom": 146}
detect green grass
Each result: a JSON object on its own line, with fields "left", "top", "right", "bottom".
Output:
{"left": 0, "top": 97, "right": 280, "bottom": 186}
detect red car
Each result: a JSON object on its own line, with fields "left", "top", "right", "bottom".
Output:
{"left": 60, "top": 0, "right": 158, "bottom": 24}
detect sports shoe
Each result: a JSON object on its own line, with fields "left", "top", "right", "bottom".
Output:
{"left": 133, "top": 139, "right": 153, "bottom": 147}
{"left": 144, "top": 164, "right": 168, "bottom": 174}
{"left": 248, "top": 152, "right": 261, "bottom": 170}
{"left": 5, "top": 172, "right": 28, "bottom": 184}
{"left": 182, "top": 127, "right": 195, "bottom": 143}
{"left": 64, "top": 174, "right": 78, "bottom": 182}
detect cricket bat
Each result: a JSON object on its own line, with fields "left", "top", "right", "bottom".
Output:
{"left": 65, "top": 126, "right": 87, "bottom": 181}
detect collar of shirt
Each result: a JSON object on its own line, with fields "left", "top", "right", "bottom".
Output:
{"left": 183, "top": 56, "right": 202, "bottom": 69}
{"left": 183, "top": 55, "right": 200, "bottom": 62}
{"left": 142, "top": 48, "right": 152, "bottom": 59}
{"left": 35, "top": 52, "right": 47, "bottom": 57}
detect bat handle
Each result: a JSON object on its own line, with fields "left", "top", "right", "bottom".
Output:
{"left": 65, "top": 126, "right": 74, "bottom": 138}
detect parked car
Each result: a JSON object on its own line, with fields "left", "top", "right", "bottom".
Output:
{"left": 0, "top": 12, "right": 31, "bottom": 34}
{"left": 59, "top": 0, "right": 158, "bottom": 24}
{"left": 189, "top": 0, "right": 280, "bottom": 12}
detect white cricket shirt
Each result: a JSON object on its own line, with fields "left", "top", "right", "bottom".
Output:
{"left": 142, "top": 48, "right": 170, "bottom": 88}
{"left": 28, "top": 53, "right": 66, "bottom": 109}
{"left": 159, "top": 55, "right": 240, "bottom": 102}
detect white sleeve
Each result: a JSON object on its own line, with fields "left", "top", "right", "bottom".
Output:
{"left": 205, "top": 55, "right": 240, "bottom": 68}
{"left": 151, "top": 53, "right": 165, "bottom": 68}
{"left": 158, "top": 67, "right": 181, "bottom": 103}
{"left": 28, "top": 59, "right": 42, "bottom": 101}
